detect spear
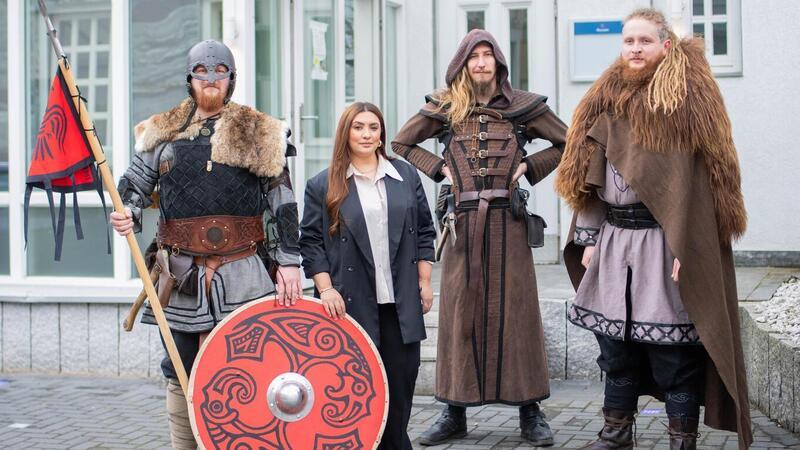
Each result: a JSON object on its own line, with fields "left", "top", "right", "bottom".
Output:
{"left": 36, "top": 0, "right": 190, "bottom": 395}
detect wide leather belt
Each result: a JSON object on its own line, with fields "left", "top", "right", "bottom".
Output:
{"left": 606, "top": 202, "right": 660, "bottom": 229}
{"left": 158, "top": 215, "right": 265, "bottom": 256}
{"left": 453, "top": 132, "right": 514, "bottom": 142}
{"left": 459, "top": 189, "right": 510, "bottom": 338}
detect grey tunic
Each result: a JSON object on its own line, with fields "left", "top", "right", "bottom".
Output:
{"left": 567, "top": 161, "right": 699, "bottom": 344}
{"left": 120, "top": 121, "right": 300, "bottom": 333}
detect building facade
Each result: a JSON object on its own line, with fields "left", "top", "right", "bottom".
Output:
{"left": 1, "top": 0, "right": 798, "bottom": 376}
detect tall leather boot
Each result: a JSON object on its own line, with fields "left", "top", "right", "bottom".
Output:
{"left": 668, "top": 416, "right": 699, "bottom": 450}
{"left": 166, "top": 379, "right": 197, "bottom": 450}
{"left": 519, "top": 403, "right": 553, "bottom": 446}
{"left": 418, "top": 404, "right": 467, "bottom": 446}
{"left": 580, "top": 408, "right": 635, "bottom": 450}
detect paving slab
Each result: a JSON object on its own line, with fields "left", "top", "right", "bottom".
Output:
{"left": 0, "top": 374, "right": 798, "bottom": 449}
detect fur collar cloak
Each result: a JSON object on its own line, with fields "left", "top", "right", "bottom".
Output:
{"left": 133, "top": 98, "right": 288, "bottom": 178}
{"left": 555, "top": 38, "right": 746, "bottom": 243}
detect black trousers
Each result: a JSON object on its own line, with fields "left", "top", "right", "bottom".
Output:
{"left": 377, "top": 304, "right": 421, "bottom": 450}
{"left": 596, "top": 334, "right": 705, "bottom": 418}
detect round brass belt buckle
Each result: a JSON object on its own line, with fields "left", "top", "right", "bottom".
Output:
{"left": 200, "top": 219, "right": 231, "bottom": 251}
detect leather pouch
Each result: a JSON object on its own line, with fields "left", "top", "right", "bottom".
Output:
{"left": 510, "top": 187, "right": 530, "bottom": 220}
{"left": 525, "top": 212, "right": 547, "bottom": 248}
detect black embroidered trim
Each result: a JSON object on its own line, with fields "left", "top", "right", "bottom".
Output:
{"left": 575, "top": 226, "right": 600, "bottom": 246}
{"left": 568, "top": 304, "right": 701, "bottom": 344}
{"left": 630, "top": 321, "right": 701, "bottom": 345}
{"left": 567, "top": 304, "right": 624, "bottom": 338}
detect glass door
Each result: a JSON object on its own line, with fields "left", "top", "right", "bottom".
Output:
{"left": 296, "top": 0, "right": 339, "bottom": 184}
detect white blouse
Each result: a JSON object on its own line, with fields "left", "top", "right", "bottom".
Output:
{"left": 347, "top": 156, "right": 403, "bottom": 304}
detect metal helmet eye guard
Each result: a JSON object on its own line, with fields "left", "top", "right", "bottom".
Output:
{"left": 185, "top": 40, "right": 237, "bottom": 102}
{"left": 189, "top": 64, "right": 232, "bottom": 83}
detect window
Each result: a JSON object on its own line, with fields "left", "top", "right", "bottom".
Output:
{"left": 26, "top": 0, "right": 113, "bottom": 276}
{"left": 467, "top": 10, "right": 485, "bottom": 31}
{"left": 691, "top": 0, "right": 741, "bottom": 75}
{"left": 345, "top": 0, "right": 355, "bottom": 102}
{"left": 385, "top": 4, "right": 400, "bottom": 143}
{"left": 508, "top": 9, "right": 529, "bottom": 91}
{"left": 0, "top": 208, "right": 8, "bottom": 275}
{"left": 0, "top": 0, "right": 8, "bottom": 192}
{"left": 255, "top": 0, "right": 284, "bottom": 117}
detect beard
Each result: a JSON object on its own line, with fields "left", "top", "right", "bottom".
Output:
{"left": 472, "top": 79, "right": 496, "bottom": 101}
{"left": 621, "top": 56, "right": 663, "bottom": 84}
{"left": 195, "top": 86, "right": 226, "bottom": 111}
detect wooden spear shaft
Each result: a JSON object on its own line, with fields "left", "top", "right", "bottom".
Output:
{"left": 36, "top": 1, "right": 190, "bottom": 395}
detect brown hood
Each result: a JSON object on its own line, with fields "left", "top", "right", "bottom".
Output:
{"left": 446, "top": 29, "right": 514, "bottom": 108}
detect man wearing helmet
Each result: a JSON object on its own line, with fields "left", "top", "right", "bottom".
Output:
{"left": 110, "top": 40, "right": 302, "bottom": 449}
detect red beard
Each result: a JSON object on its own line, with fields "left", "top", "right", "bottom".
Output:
{"left": 621, "top": 57, "right": 662, "bottom": 84}
{"left": 195, "top": 86, "right": 225, "bottom": 111}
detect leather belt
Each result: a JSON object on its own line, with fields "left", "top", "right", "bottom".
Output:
{"left": 194, "top": 246, "right": 258, "bottom": 294}
{"left": 459, "top": 189, "right": 510, "bottom": 338}
{"left": 158, "top": 215, "right": 264, "bottom": 256}
{"left": 468, "top": 167, "right": 506, "bottom": 178}
{"left": 606, "top": 202, "right": 660, "bottom": 229}
{"left": 453, "top": 132, "right": 514, "bottom": 142}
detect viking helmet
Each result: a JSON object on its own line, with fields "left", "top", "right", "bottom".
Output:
{"left": 185, "top": 40, "right": 237, "bottom": 103}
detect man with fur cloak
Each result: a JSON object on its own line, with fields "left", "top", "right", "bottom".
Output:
{"left": 392, "top": 29, "right": 568, "bottom": 446}
{"left": 555, "top": 9, "right": 751, "bottom": 449}
{"left": 109, "top": 40, "right": 302, "bottom": 449}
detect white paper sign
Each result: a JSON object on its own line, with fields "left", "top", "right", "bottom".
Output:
{"left": 309, "top": 20, "right": 328, "bottom": 81}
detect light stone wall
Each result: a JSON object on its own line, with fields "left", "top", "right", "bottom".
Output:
{"left": 0, "top": 303, "right": 163, "bottom": 378}
{"left": 739, "top": 304, "right": 800, "bottom": 432}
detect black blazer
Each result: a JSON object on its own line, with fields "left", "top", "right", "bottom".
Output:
{"left": 299, "top": 159, "right": 435, "bottom": 345}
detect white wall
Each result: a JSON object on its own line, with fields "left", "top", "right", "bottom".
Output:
{"left": 555, "top": 0, "right": 800, "bottom": 255}
{"left": 717, "top": 1, "right": 800, "bottom": 252}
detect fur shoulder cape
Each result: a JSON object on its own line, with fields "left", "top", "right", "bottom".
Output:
{"left": 555, "top": 37, "right": 746, "bottom": 242}
{"left": 133, "top": 98, "right": 288, "bottom": 178}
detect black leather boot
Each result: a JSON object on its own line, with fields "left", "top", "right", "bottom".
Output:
{"left": 519, "top": 403, "right": 554, "bottom": 446}
{"left": 668, "top": 416, "right": 699, "bottom": 450}
{"left": 580, "top": 408, "right": 636, "bottom": 450}
{"left": 418, "top": 405, "right": 467, "bottom": 446}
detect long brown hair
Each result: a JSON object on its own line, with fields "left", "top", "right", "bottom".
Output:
{"left": 326, "top": 102, "right": 390, "bottom": 235}
{"left": 433, "top": 66, "right": 476, "bottom": 126}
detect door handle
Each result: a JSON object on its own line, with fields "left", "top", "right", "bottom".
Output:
{"left": 300, "top": 115, "right": 319, "bottom": 120}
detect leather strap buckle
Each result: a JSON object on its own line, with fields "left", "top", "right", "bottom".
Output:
{"left": 472, "top": 168, "right": 488, "bottom": 177}
{"left": 477, "top": 131, "right": 488, "bottom": 141}
{"left": 478, "top": 114, "right": 488, "bottom": 124}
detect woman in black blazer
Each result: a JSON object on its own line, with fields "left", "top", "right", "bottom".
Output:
{"left": 299, "top": 102, "right": 436, "bottom": 449}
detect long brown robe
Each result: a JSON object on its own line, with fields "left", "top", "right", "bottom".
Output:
{"left": 555, "top": 38, "right": 751, "bottom": 448}
{"left": 392, "top": 29, "right": 568, "bottom": 406}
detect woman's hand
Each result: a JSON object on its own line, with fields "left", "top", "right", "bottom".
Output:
{"left": 441, "top": 165, "right": 453, "bottom": 183}
{"left": 420, "top": 279, "right": 434, "bottom": 314}
{"left": 672, "top": 258, "right": 681, "bottom": 282}
{"left": 512, "top": 163, "right": 527, "bottom": 183}
{"left": 320, "top": 288, "right": 346, "bottom": 319}
{"left": 109, "top": 207, "right": 134, "bottom": 236}
{"left": 581, "top": 245, "right": 596, "bottom": 269}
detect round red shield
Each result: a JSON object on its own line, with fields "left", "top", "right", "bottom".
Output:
{"left": 188, "top": 296, "right": 388, "bottom": 449}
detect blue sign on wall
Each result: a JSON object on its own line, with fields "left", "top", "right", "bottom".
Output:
{"left": 574, "top": 21, "right": 623, "bottom": 36}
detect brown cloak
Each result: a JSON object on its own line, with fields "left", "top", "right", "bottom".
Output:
{"left": 555, "top": 38, "right": 751, "bottom": 448}
{"left": 392, "top": 29, "right": 568, "bottom": 406}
